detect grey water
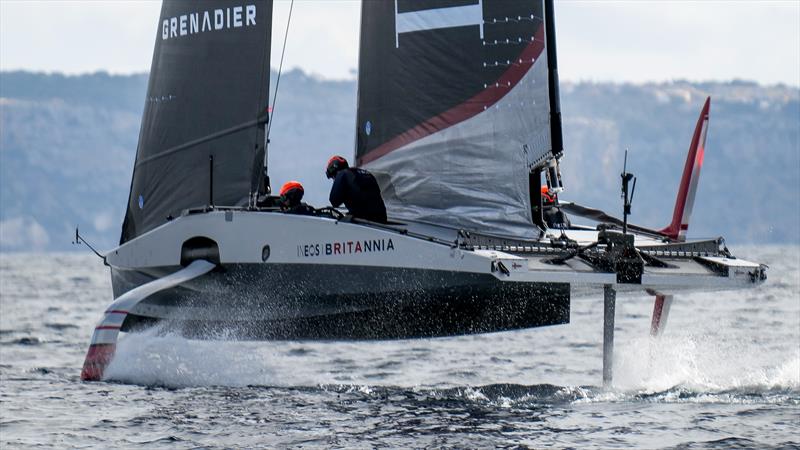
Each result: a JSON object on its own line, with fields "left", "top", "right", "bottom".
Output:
{"left": 1, "top": 247, "right": 798, "bottom": 449}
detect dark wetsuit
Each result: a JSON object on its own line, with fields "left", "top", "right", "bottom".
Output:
{"left": 329, "top": 168, "right": 387, "bottom": 223}
{"left": 544, "top": 205, "right": 571, "bottom": 229}
{"left": 284, "top": 203, "right": 316, "bottom": 216}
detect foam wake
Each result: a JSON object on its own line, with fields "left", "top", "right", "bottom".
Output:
{"left": 104, "top": 326, "right": 279, "bottom": 388}
{"left": 104, "top": 325, "right": 799, "bottom": 406}
{"left": 612, "top": 330, "right": 799, "bottom": 398}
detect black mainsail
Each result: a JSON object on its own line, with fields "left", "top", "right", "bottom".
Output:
{"left": 121, "top": 1, "right": 273, "bottom": 243}
{"left": 356, "top": 0, "right": 562, "bottom": 238}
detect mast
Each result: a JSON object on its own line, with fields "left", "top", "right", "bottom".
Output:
{"left": 544, "top": 0, "right": 563, "bottom": 159}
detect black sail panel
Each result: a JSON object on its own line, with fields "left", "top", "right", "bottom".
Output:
{"left": 355, "top": 0, "right": 558, "bottom": 238}
{"left": 121, "top": 1, "right": 272, "bottom": 243}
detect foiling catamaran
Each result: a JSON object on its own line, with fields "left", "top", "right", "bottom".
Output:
{"left": 81, "top": 0, "right": 767, "bottom": 382}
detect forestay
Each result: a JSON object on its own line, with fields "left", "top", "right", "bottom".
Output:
{"left": 356, "top": 0, "right": 563, "bottom": 238}
{"left": 121, "top": 0, "right": 273, "bottom": 243}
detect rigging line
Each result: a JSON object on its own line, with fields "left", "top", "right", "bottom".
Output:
{"left": 135, "top": 118, "right": 261, "bottom": 166}
{"left": 72, "top": 226, "right": 108, "bottom": 265}
{"left": 267, "top": 0, "right": 294, "bottom": 142}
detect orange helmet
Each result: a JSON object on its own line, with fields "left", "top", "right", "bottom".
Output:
{"left": 279, "top": 181, "right": 304, "bottom": 206}
{"left": 325, "top": 155, "right": 349, "bottom": 179}
{"left": 280, "top": 181, "right": 303, "bottom": 197}
{"left": 541, "top": 185, "right": 555, "bottom": 204}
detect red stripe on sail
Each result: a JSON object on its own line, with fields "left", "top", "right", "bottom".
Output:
{"left": 359, "top": 26, "right": 546, "bottom": 166}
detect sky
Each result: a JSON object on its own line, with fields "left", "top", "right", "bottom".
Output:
{"left": 1, "top": 0, "right": 799, "bottom": 86}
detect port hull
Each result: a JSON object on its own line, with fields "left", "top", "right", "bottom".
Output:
{"left": 113, "top": 263, "right": 571, "bottom": 340}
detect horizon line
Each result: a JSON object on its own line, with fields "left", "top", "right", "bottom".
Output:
{"left": 1, "top": 68, "right": 798, "bottom": 90}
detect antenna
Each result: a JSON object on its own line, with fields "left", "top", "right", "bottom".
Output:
{"left": 620, "top": 149, "right": 637, "bottom": 234}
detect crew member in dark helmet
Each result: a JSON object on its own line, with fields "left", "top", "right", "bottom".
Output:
{"left": 326, "top": 155, "right": 387, "bottom": 223}
{"left": 279, "top": 181, "right": 316, "bottom": 216}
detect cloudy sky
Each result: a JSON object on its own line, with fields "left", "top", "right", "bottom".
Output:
{"left": 1, "top": 0, "right": 798, "bottom": 86}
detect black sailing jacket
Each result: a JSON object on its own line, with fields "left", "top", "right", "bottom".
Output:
{"left": 284, "top": 202, "right": 317, "bottom": 216}
{"left": 329, "top": 168, "right": 387, "bottom": 223}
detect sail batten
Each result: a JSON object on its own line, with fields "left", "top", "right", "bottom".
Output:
{"left": 134, "top": 116, "right": 267, "bottom": 167}
{"left": 356, "top": 0, "right": 559, "bottom": 238}
{"left": 121, "top": 0, "right": 273, "bottom": 244}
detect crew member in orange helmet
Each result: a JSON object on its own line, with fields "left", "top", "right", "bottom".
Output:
{"left": 541, "top": 185, "right": 556, "bottom": 205}
{"left": 540, "top": 185, "right": 571, "bottom": 228}
{"left": 279, "top": 181, "right": 316, "bottom": 216}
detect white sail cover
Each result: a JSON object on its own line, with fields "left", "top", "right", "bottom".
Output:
{"left": 356, "top": 0, "right": 561, "bottom": 238}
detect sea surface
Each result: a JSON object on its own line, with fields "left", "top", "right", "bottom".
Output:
{"left": 1, "top": 247, "right": 798, "bottom": 449}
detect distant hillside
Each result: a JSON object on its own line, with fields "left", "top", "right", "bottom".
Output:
{"left": 1, "top": 70, "right": 798, "bottom": 251}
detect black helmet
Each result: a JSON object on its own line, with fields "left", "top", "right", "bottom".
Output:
{"left": 325, "top": 155, "right": 349, "bottom": 179}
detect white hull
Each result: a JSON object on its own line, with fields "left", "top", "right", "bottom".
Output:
{"left": 102, "top": 208, "right": 765, "bottom": 339}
